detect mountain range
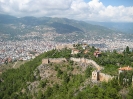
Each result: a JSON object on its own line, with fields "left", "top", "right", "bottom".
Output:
{"left": 0, "top": 14, "right": 132, "bottom": 42}
{"left": 88, "top": 21, "right": 133, "bottom": 34}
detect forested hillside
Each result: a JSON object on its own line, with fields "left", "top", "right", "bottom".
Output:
{"left": 0, "top": 44, "right": 133, "bottom": 99}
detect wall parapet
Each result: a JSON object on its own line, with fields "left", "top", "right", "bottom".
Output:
{"left": 42, "top": 58, "right": 67, "bottom": 64}
{"left": 70, "top": 57, "right": 102, "bottom": 71}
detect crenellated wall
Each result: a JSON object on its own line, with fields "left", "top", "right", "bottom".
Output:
{"left": 99, "top": 73, "right": 113, "bottom": 82}
{"left": 42, "top": 58, "right": 66, "bottom": 64}
{"left": 56, "top": 44, "right": 74, "bottom": 50}
{"left": 42, "top": 57, "right": 102, "bottom": 71}
{"left": 42, "top": 57, "right": 113, "bottom": 82}
{"left": 92, "top": 71, "right": 113, "bottom": 82}
{"left": 70, "top": 57, "right": 102, "bottom": 70}
{"left": 49, "top": 58, "right": 66, "bottom": 63}
{"left": 42, "top": 59, "right": 49, "bottom": 64}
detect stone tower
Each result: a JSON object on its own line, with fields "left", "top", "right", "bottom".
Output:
{"left": 92, "top": 70, "right": 99, "bottom": 81}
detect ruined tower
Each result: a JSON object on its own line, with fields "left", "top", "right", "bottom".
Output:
{"left": 92, "top": 70, "right": 99, "bottom": 81}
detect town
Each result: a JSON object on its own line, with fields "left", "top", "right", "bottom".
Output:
{"left": 0, "top": 36, "right": 133, "bottom": 65}
{"left": 0, "top": 39, "right": 55, "bottom": 64}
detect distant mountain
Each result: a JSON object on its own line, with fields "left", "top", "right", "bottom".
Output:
{"left": 0, "top": 14, "right": 17, "bottom": 24}
{"left": 87, "top": 21, "right": 133, "bottom": 34}
{"left": 0, "top": 14, "right": 127, "bottom": 42}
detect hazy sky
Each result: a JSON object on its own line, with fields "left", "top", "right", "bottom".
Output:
{"left": 84, "top": 0, "right": 133, "bottom": 6}
{"left": 0, "top": 0, "right": 133, "bottom": 22}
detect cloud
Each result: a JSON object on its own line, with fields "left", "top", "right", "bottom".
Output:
{"left": 0, "top": 0, "right": 133, "bottom": 22}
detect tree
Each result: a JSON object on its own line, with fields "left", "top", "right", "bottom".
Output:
{"left": 57, "top": 69, "right": 63, "bottom": 77}
{"left": 127, "top": 88, "right": 133, "bottom": 99}
{"left": 45, "top": 87, "right": 53, "bottom": 98}
{"left": 63, "top": 72, "right": 70, "bottom": 83}
{"left": 126, "top": 46, "right": 130, "bottom": 54}
{"left": 37, "top": 90, "right": 44, "bottom": 99}
{"left": 85, "top": 66, "right": 92, "bottom": 78}
{"left": 39, "top": 80, "right": 47, "bottom": 88}
{"left": 89, "top": 85, "right": 100, "bottom": 98}
{"left": 105, "top": 87, "right": 120, "bottom": 99}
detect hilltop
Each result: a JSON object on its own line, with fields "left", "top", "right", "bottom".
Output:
{"left": 0, "top": 44, "right": 133, "bottom": 99}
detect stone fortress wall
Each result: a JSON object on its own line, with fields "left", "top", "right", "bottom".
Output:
{"left": 42, "top": 58, "right": 66, "bottom": 64}
{"left": 70, "top": 57, "right": 102, "bottom": 71}
{"left": 70, "top": 57, "right": 113, "bottom": 82}
{"left": 42, "top": 57, "right": 113, "bottom": 82}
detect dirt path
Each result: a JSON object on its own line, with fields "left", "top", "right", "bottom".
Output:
{"left": 13, "top": 61, "right": 18, "bottom": 68}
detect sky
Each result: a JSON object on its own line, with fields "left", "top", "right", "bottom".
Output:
{"left": 84, "top": 0, "right": 133, "bottom": 7}
{"left": 0, "top": 0, "right": 133, "bottom": 22}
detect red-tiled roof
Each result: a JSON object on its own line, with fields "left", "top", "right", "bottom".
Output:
{"left": 118, "top": 66, "right": 132, "bottom": 71}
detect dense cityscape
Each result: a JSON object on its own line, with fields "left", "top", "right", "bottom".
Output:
{"left": 0, "top": 34, "right": 133, "bottom": 64}
{"left": 0, "top": 39, "right": 55, "bottom": 64}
